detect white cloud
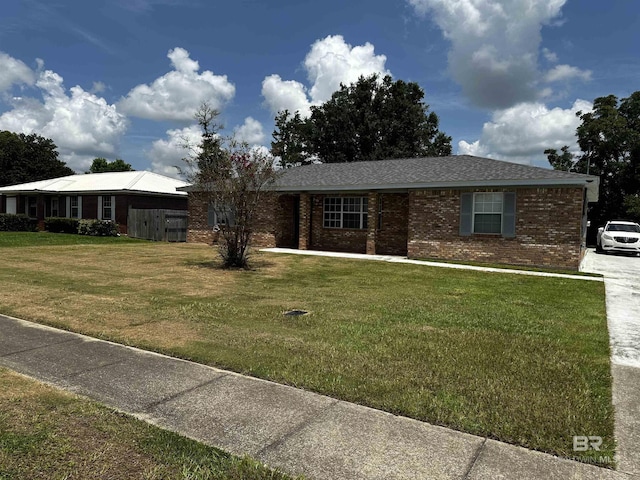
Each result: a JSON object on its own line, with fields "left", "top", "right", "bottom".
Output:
{"left": 407, "top": 0, "right": 586, "bottom": 109}
{"left": 90, "top": 81, "right": 106, "bottom": 94}
{"left": 542, "top": 47, "right": 558, "bottom": 63}
{"left": 0, "top": 52, "right": 35, "bottom": 92}
{"left": 147, "top": 124, "right": 202, "bottom": 178}
{"left": 458, "top": 99, "right": 592, "bottom": 165}
{"left": 118, "top": 47, "right": 235, "bottom": 121}
{"left": 544, "top": 64, "right": 592, "bottom": 83}
{"left": 234, "top": 117, "right": 265, "bottom": 145}
{"left": 262, "top": 75, "right": 312, "bottom": 118}
{"left": 0, "top": 68, "right": 128, "bottom": 171}
{"left": 262, "top": 35, "right": 390, "bottom": 117}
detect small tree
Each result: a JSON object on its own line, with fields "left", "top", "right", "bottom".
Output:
{"left": 183, "top": 103, "right": 278, "bottom": 268}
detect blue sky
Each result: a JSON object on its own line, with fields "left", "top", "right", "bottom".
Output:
{"left": 1, "top": 0, "right": 639, "bottom": 176}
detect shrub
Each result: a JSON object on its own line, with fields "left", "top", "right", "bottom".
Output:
{"left": 78, "top": 219, "right": 119, "bottom": 237}
{"left": 44, "top": 217, "right": 79, "bottom": 234}
{"left": 0, "top": 214, "right": 38, "bottom": 232}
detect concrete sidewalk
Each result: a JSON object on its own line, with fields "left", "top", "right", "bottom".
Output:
{"left": 0, "top": 314, "right": 629, "bottom": 480}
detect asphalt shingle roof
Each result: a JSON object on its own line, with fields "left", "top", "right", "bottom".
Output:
{"left": 273, "top": 155, "right": 597, "bottom": 190}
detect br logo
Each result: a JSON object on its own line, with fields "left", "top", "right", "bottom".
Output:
{"left": 573, "top": 436, "right": 602, "bottom": 451}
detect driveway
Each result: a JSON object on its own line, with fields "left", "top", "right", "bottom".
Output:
{"left": 581, "top": 248, "right": 640, "bottom": 368}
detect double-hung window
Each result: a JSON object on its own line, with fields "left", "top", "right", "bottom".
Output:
{"left": 460, "top": 192, "right": 516, "bottom": 237}
{"left": 70, "top": 196, "right": 80, "bottom": 218}
{"left": 50, "top": 198, "right": 59, "bottom": 217}
{"left": 323, "top": 197, "right": 368, "bottom": 229}
{"left": 473, "top": 192, "right": 503, "bottom": 234}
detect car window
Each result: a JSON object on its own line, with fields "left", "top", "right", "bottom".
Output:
{"left": 607, "top": 223, "right": 640, "bottom": 233}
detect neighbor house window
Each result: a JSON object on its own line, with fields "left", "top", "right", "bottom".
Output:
{"left": 473, "top": 192, "right": 503, "bottom": 234}
{"left": 98, "top": 195, "right": 116, "bottom": 220}
{"left": 50, "top": 198, "right": 59, "bottom": 217}
{"left": 323, "top": 197, "right": 368, "bottom": 229}
{"left": 207, "top": 203, "right": 235, "bottom": 227}
{"left": 70, "top": 196, "right": 80, "bottom": 218}
{"left": 26, "top": 197, "right": 37, "bottom": 218}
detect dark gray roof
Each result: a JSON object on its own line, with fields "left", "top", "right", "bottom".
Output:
{"left": 272, "top": 155, "right": 599, "bottom": 201}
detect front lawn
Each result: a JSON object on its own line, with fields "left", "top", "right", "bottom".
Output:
{"left": 0, "top": 368, "right": 296, "bottom": 479}
{"left": 0, "top": 231, "right": 146, "bottom": 248}
{"left": 0, "top": 232, "right": 614, "bottom": 465}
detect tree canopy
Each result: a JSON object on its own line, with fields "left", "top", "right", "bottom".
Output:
{"left": 271, "top": 74, "right": 452, "bottom": 168}
{"left": 0, "top": 131, "right": 74, "bottom": 187}
{"left": 545, "top": 91, "right": 640, "bottom": 225}
{"left": 88, "top": 157, "right": 134, "bottom": 173}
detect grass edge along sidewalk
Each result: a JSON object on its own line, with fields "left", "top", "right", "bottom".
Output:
{"left": 0, "top": 232, "right": 615, "bottom": 467}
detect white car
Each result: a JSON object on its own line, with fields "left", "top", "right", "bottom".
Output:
{"left": 596, "top": 220, "right": 640, "bottom": 255}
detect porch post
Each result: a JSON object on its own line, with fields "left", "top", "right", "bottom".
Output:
{"left": 37, "top": 194, "right": 46, "bottom": 231}
{"left": 366, "top": 191, "right": 378, "bottom": 255}
{"left": 298, "top": 193, "right": 311, "bottom": 250}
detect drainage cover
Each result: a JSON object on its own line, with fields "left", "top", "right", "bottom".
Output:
{"left": 284, "top": 309, "right": 309, "bottom": 316}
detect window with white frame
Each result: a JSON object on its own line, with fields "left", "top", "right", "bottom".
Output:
{"left": 102, "top": 196, "right": 113, "bottom": 220}
{"left": 70, "top": 196, "right": 79, "bottom": 218}
{"left": 323, "top": 196, "right": 368, "bottom": 229}
{"left": 473, "top": 192, "right": 503, "bottom": 234}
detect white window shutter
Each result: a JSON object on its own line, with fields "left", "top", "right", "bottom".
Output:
{"left": 78, "top": 196, "right": 82, "bottom": 219}
{"left": 111, "top": 196, "right": 115, "bottom": 221}
{"left": 97, "top": 196, "right": 103, "bottom": 220}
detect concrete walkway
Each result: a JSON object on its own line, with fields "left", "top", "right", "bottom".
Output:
{"left": 261, "top": 248, "right": 604, "bottom": 282}
{"left": 581, "top": 249, "right": 640, "bottom": 477}
{"left": 0, "top": 313, "right": 631, "bottom": 480}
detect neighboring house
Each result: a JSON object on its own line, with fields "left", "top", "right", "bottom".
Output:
{"left": 184, "top": 155, "right": 600, "bottom": 270}
{"left": 0, "top": 171, "right": 188, "bottom": 234}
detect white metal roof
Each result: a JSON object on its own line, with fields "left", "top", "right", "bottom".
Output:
{"left": 0, "top": 171, "right": 188, "bottom": 196}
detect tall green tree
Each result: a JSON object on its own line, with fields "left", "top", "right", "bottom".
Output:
{"left": 88, "top": 157, "right": 134, "bottom": 173}
{"left": 545, "top": 91, "right": 640, "bottom": 225}
{"left": 271, "top": 74, "right": 452, "bottom": 166}
{"left": 0, "top": 131, "right": 74, "bottom": 186}
{"left": 271, "top": 110, "right": 311, "bottom": 168}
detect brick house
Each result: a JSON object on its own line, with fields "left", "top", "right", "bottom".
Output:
{"left": 0, "top": 171, "right": 188, "bottom": 234}
{"left": 185, "top": 156, "right": 599, "bottom": 270}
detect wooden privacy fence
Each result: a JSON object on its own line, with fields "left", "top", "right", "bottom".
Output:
{"left": 127, "top": 208, "right": 187, "bottom": 242}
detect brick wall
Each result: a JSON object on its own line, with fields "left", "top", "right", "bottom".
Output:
{"left": 407, "top": 187, "right": 585, "bottom": 269}
{"left": 375, "top": 193, "right": 409, "bottom": 255}
{"left": 309, "top": 194, "right": 368, "bottom": 253}
{"left": 187, "top": 192, "right": 281, "bottom": 248}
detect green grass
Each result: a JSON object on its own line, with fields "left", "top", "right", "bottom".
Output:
{"left": 0, "top": 369, "right": 297, "bottom": 480}
{"left": 0, "top": 232, "right": 615, "bottom": 467}
{"left": 0, "top": 231, "right": 147, "bottom": 247}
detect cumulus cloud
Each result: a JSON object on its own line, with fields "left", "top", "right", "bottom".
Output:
{"left": 458, "top": 99, "right": 592, "bottom": 165}
{"left": 544, "top": 64, "right": 592, "bottom": 83}
{"left": 542, "top": 47, "right": 558, "bottom": 63}
{"left": 234, "top": 117, "right": 265, "bottom": 145}
{"left": 0, "top": 68, "right": 128, "bottom": 171}
{"left": 407, "top": 0, "right": 587, "bottom": 109}
{"left": 119, "top": 47, "right": 235, "bottom": 121}
{"left": 147, "top": 124, "right": 202, "bottom": 178}
{"left": 0, "top": 52, "right": 35, "bottom": 92}
{"left": 262, "top": 35, "right": 390, "bottom": 117}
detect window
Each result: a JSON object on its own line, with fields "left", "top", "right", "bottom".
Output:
{"left": 102, "top": 196, "right": 112, "bottom": 220}
{"left": 26, "top": 197, "right": 37, "bottom": 218}
{"left": 50, "top": 198, "right": 59, "bottom": 217}
{"left": 473, "top": 192, "right": 503, "bottom": 234}
{"left": 459, "top": 192, "right": 516, "bottom": 238}
{"left": 323, "top": 197, "right": 368, "bottom": 229}
{"left": 70, "top": 196, "right": 79, "bottom": 218}
{"left": 207, "top": 203, "right": 235, "bottom": 227}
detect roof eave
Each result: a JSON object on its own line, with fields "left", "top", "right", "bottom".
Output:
{"left": 274, "top": 177, "right": 599, "bottom": 196}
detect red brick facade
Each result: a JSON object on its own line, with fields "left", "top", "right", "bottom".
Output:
{"left": 187, "top": 185, "right": 588, "bottom": 270}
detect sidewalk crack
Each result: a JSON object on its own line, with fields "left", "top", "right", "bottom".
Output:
{"left": 143, "top": 374, "right": 229, "bottom": 411}
{"left": 0, "top": 337, "right": 79, "bottom": 358}
{"left": 463, "top": 438, "right": 487, "bottom": 479}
